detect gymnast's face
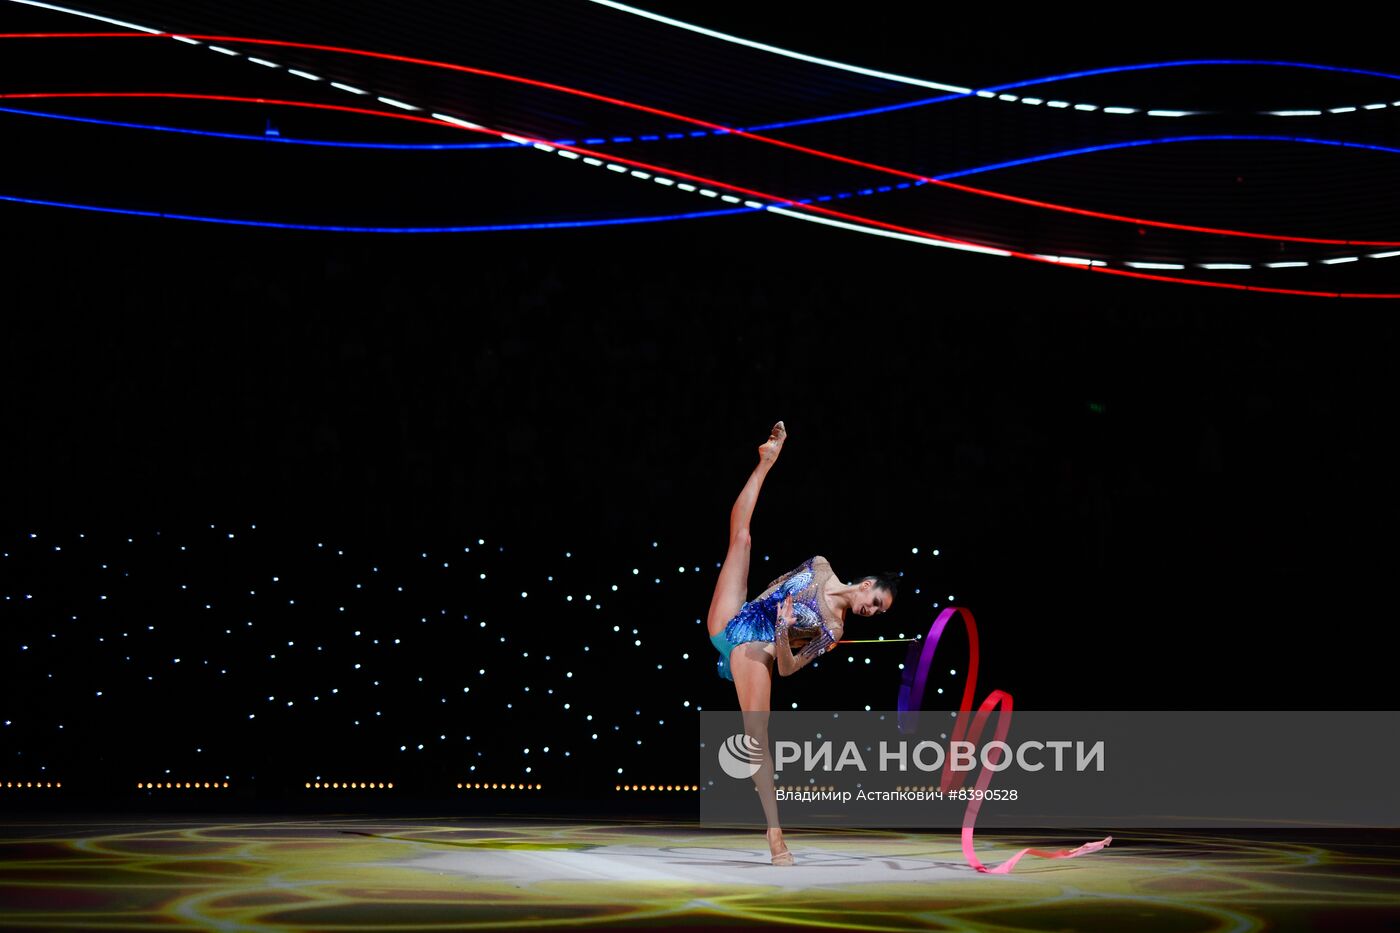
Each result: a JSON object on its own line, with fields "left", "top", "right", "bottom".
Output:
{"left": 853, "top": 581, "right": 892, "bottom": 618}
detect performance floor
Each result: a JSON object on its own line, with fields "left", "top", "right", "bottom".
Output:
{"left": 1, "top": 816, "right": 1396, "bottom": 931}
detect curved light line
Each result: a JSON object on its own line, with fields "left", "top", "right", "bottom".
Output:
{"left": 14, "top": 102, "right": 1399, "bottom": 172}
{"left": 0, "top": 191, "right": 749, "bottom": 231}
{"left": 4, "top": 35, "right": 1397, "bottom": 248}
{"left": 0, "top": 90, "right": 475, "bottom": 128}
{"left": 933, "top": 133, "right": 1400, "bottom": 178}
{"left": 747, "top": 60, "right": 1400, "bottom": 132}
{"left": 0, "top": 13, "right": 1390, "bottom": 295}
{"left": 5, "top": 0, "right": 158, "bottom": 31}
{"left": 583, "top": 0, "right": 970, "bottom": 93}
{"left": 585, "top": 1, "right": 1400, "bottom": 116}
{"left": 11, "top": 100, "right": 1397, "bottom": 266}
{"left": 8, "top": 0, "right": 1396, "bottom": 138}
{"left": 761, "top": 207, "right": 1400, "bottom": 297}
{"left": 990, "top": 57, "right": 1400, "bottom": 89}
{"left": 3, "top": 91, "right": 1395, "bottom": 297}
{"left": 0, "top": 104, "right": 515, "bottom": 148}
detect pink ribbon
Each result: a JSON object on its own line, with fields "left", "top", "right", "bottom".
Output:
{"left": 898, "top": 606, "right": 1112, "bottom": 873}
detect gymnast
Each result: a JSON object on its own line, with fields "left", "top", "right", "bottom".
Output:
{"left": 705, "top": 420, "right": 899, "bottom": 865}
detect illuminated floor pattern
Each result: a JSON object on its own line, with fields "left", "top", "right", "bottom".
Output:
{"left": 0, "top": 816, "right": 1396, "bottom": 931}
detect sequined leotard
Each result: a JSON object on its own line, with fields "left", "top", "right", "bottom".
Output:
{"left": 709, "top": 556, "right": 844, "bottom": 681}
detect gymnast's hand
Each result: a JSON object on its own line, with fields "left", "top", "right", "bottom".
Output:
{"left": 776, "top": 595, "right": 795, "bottom": 633}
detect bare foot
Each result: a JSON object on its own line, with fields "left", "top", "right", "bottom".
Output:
{"left": 766, "top": 826, "right": 794, "bottom": 866}
{"left": 757, "top": 421, "right": 787, "bottom": 467}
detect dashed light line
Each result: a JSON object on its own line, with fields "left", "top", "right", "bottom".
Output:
{"left": 431, "top": 113, "right": 484, "bottom": 129}
{"left": 20, "top": 3, "right": 1400, "bottom": 127}
{"left": 548, "top": 133, "right": 1399, "bottom": 274}
{"left": 1036, "top": 254, "right": 1102, "bottom": 265}
{"left": 14, "top": 27, "right": 1387, "bottom": 249}
{"left": 7, "top": 7, "right": 1392, "bottom": 287}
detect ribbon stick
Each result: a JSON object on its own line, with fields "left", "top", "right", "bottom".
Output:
{"left": 896, "top": 606, "right": 1112, "bottom": 873}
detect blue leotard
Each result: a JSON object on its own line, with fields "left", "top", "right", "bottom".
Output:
{"left": 710, "top": 556, "right": 843, "bottom": 681}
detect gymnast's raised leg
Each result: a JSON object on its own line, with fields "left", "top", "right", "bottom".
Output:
{"left": 705, "top": 420, "right": 793, "bottom": 865}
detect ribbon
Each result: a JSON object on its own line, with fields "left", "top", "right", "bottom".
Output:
{"left": 897, "top": 606, "right": 1112, "bottom": 873}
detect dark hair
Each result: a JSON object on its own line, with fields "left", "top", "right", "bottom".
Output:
{"left": 859, "top": 571, "right": 901, "bottom": 599}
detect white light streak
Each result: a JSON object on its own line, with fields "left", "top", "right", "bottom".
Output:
{"left": 432, "top": 113, "right": 484, "bottom": 129}
{"left": 766, "top": 206, "right": 1010, "bottom": 256}
{"left": 583, "top": 0, "right": 972, "bottom": 92}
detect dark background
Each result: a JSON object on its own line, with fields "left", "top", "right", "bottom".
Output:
{"left": 2, "top": 1, "right": 1397, "bottom": 798}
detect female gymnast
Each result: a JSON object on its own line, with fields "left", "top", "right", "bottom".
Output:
{"left": 706, "top": 421, "right": 899, "bottom": 865}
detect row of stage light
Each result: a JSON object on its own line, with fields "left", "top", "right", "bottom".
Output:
{"left": 2, "top": 780, "right": 712, "bottom": 791}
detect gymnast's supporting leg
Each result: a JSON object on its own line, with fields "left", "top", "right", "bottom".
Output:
{"left": 732, "top": 652, "right": 784, "bottom": 831}
{"left": 706, "top": 421, "right": 786, "bottom": 639}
